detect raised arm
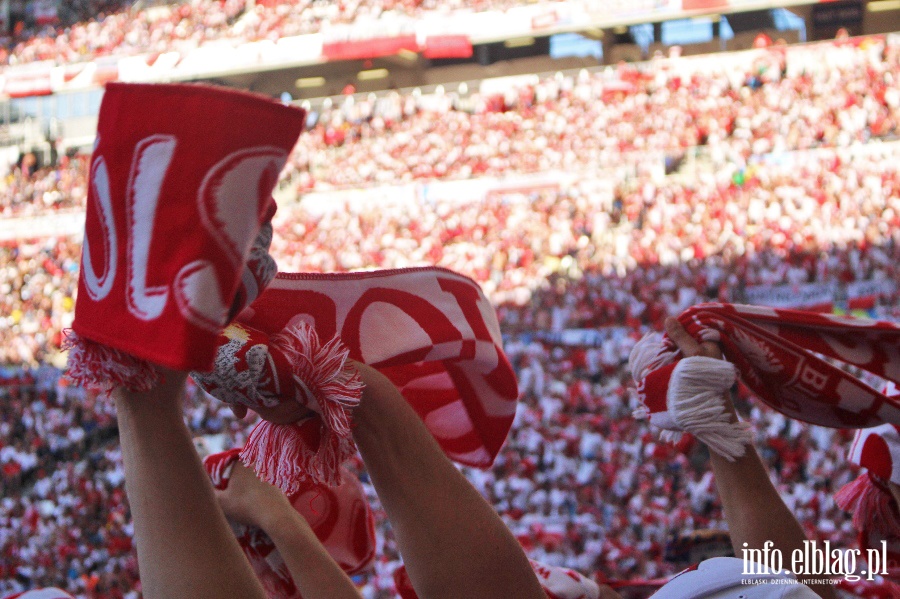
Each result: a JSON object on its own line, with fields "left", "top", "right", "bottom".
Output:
{"left": 350, "top": 361, "right": 546, "bottom": 599}
{"left": 664, "top": 317, "right": 837, "bottom": 599}
{"left": 113, "top": 372, "right": 268, "bottom": 599}
{"left": 214, "top": 460, "right": 363, "bottom": 599}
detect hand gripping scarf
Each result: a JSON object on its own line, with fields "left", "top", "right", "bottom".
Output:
{"left": 835, "top": 383, "right": 900, "bottom": 580}
{"left": 629, "top": 303, "right": 900, "bottom": 460}
{"left": 194, "top": 320, "right": 363, "bottom": 489}
{"left": 392, "top": 561, "right": 601, "bottom": 599}
{"left": 204, "top": 448, "right": 375, "bottom": 598}
{"left": 64, "top": 82, "right": 305, "bottom": 391}
{"left": 194, "top": 267, "right": 519, "bottom": 491}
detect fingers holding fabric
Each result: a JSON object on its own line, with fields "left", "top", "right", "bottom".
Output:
{"left": 214, "top": 461, "right": 294, "bottom": 529}
{"left": 665, "top": 317, "right": 722, "bottom": 359}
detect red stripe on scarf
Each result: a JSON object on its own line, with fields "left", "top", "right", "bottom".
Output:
{"left": 237, "top": 267, "right": 519, "bottom": 470}
{"left": 673, "top": 304, "right": 900, "bottom": 428}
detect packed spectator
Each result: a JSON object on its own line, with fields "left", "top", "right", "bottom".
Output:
{"left": 0, "top": 155, "right": 88, "bottom": 218}
{"left": 287, "top": 37, "right": 898, "bottom": 189}
{"left": 1, "top": 34, "right": 900, "bottom": 599}
{"left": 271, "top": 147, "right": 900, "bottom": 310}
{"left": 0, "top": 37, "right": 894, "bottom": 211}
{"left": 1, "top": 0, "right": 570, "bottom": 66}
{"left": 2, "top": 148, "right": 898, "bottom": 594}
{"left": 3, "top": 37, "right": 897, "bottom": 219}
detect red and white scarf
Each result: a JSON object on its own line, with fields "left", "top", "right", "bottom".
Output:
{"left": 204, "top": 448, "right": 375, "bottom": 598}
{"left": 630, "top": 303, "right": 900, "bottom": 459}
{"left": 194, "top": 320, "right": 363, "bottom": 490}
{"left": 392, "top": 561, "right": 601, "bottom": 599}
{"left": 65, "top": 82, "right": 305, "bottom": 391}
{"left": 835, "top": 383, "right": 900, "bottom": 580}
{"left": 195, "top": 267, "right": 519, "bottom": 491}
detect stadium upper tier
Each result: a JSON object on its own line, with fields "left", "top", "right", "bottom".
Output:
{"left": 1, "top": 35, "right": 897, "bottom": 220}
{"left": 286, "top": 36, "right": 896, "bottom": 190}
{"left": 2, "top": 0, "right": 576, "bottom": 67}
{"left": 0, "top": 0, "right": 826, "bottom": 97}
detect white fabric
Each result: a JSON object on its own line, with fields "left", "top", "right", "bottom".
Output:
{"left": 4, "top": 589, "right": 76, "bottom": 599}
{"left": 649, "top": 557, "right": 819, "bottom": 599}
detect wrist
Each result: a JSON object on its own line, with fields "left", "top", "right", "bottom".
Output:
{"left": 114, "top": 370, "right": 189, "bottom": 406}
{"left": 257, "top": 508, "right": 314, "bottom": 542}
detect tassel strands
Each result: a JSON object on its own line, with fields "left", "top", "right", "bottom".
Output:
{"left": 630, "top": 335, "right": 752, "bottom": 462}
{"left": 666, "top": 357, "right": 751, "bottom": 461}
{"left": 241, "top": 418, "right": 356, "bottom": 493}
{"left": 239, "top": 322, "right": 363, "bottom": 492}
{"left": 835, "top": 472, "right": 900, "bottom": 537}
{"left": 62, "top": 330, "right": 163, "bottom": 393}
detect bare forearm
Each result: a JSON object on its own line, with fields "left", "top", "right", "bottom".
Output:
{"left": 710, "top": 445, "right": 806, "bottom": 552}
{"left": 710, "top": 446, "right": 836, "bottom": 599}
{"left": 115, "top": 374, "right": 267, "bottom": 599}
{"left": 261, "top": 511, "right": 362, "bottom": 599}
{"left": 351, "top": 364, "right": 544, "bottom": 599}
{"left": 662, "top": 318, "right": 834, "bottom": 598}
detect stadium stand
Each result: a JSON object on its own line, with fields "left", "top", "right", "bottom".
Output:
{"left": 1, "top": 5, "right": 900, "bottom": 597}
{"left": 0, "top": 0, "right": 571, "bottom": 66}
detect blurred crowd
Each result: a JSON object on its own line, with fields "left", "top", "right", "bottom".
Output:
{"left": 0, "top": 0, "right": 566, "bottom": 66}
{"left": 4, "top": 36, "right": 897, "bottom": 218}
{"left": 0, "top": 375, "right": 246, "bottom": 598}
{"left": 0, "top": 237, "right": 78, "bottom": 367}
{"left": 0, "top": 155, "right": 87, "bottom": 219}
{"left": 1, "top": 35, "right": 900, "bottom": 599}
{"left": 271, "top": 148, "right": 900, "bottom": 310}
{"left": 288, "top": 36, "right": 897, "bottom": 189}
{"left": 2, "top": 156, "right": 898, "bottom": 594}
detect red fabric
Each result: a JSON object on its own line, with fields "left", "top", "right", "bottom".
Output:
{"left": 422, "top": 36, "right": 473, "bottom": 59}
{"left": 838, "top": 392, "right": 900, "bottom": 583}
{"left": 203, "top": 449, "right": 375, "bottom": 599}
{"left": 847, "top": 423, "right": 900, "bottom": 482}
{"left": 4, "top": 72, "right": 52, "bottom": 98}
{"left": 235, "top": 267, "right": 519, "bottom": 469}
{"left": 681, "top": 0, "right": 728, "bottom": 9}
{"left": 70, "top": 82, "right": 305, "bottom": 373}
{"left": 194, "top": 325, "right": 303, "bottom": 412}
{"left": 322, "top": 36, "right": 418, "bottom": 61}
{"left": 651, "top": 303, "right": 900, "bottom": 428}
{"left": 206, "top": 447, "right": 243, "bottom": 490}
{"left": 635, "top": 363, "right": 675, "bottom": 417}
{"left": 393, "top": 565, "right": 418, "bottom": 599}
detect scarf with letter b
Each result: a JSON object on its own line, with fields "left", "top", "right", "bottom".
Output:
{"left": 630, "top": 303, "right": 900, "bottom": 460}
